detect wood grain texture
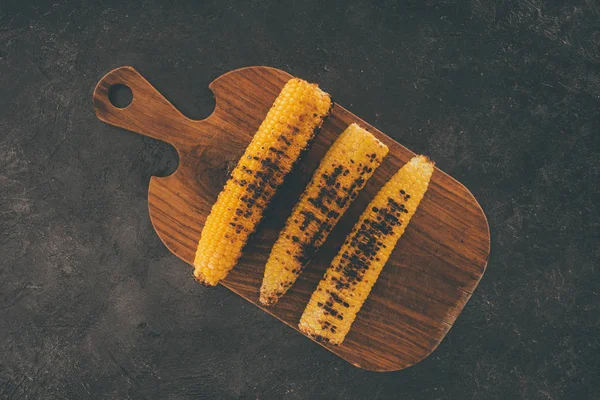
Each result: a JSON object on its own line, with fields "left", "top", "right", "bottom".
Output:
{"left": 93, "top": 66, "right": 490, "bottom": 372}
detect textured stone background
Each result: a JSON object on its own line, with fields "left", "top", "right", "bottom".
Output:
{"left": 1, "top": 1, "right": 598, "bottom": 399}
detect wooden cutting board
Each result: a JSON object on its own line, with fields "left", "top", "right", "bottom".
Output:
{"left": 93, "top": 66, "right": 490, "bottom": 372}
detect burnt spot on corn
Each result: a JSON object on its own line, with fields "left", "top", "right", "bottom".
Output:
{"left": 227, "top": 221, "right": 249, "bottom": 234}
{"left": 260, "top": 157, "right": 280, "bottom": 171}
{"left": 322, "top": 303, "right": 338, "bottom": 317}
{"left": 329, "top": 290, "right": 344, "bottom": 304}
{"left": 327, "top": 209, "right": 339, "bottom": 219}
{"left": 311, "top": 334, "right": 331, "bottom": 344}
{"left": 298, "top": 210, "right": 318, "bottom": 231}
{"left": 294, "top": 211, "right": 333, "bottom": 265}
{"left": 307, "top": 164, "right": 343, "bottom": 213}
{"left": 278, "top": 134, "right": 292, "bottom": 146}
{"left": 310, "top": 160, "right": 371, "bottom": 214}
{"left": 269, "top": 146, "right": 290, "bottom": 160}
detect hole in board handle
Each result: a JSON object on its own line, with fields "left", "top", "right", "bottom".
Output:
{"left": 108, "top": 84, "right": 133, "bottom": 108}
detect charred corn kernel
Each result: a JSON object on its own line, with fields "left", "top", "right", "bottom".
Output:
{"left": 299, "top": 155, "right": 434, "bottom": 345}
{"left": 194, "top": 78, "right": 332, "bottom": 286}
{"left": 259, "top": 124, "right": 389, "bottom": 306}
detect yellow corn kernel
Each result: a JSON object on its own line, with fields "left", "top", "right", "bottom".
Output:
{"left": 299, "top": 155, "right": 434, "bottom": 345}
{"left": 194, "top": 78, "right": 332, "bottom": 286}
{"left": 260, "top": 123, "right": 389, "bottom": 305}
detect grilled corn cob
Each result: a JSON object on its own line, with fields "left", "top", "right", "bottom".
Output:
{"left": 260, "top": 123, "right": 389, "bottom": 305}
{"left": 299, "top": 155, "right": 434, "bottom": 345}
{"left": 194, "top": 78, "right": 332, "bottom": 286}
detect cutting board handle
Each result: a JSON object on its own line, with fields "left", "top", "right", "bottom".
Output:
{"left": 93, "top": 66, "right": 192, "bottom": 147}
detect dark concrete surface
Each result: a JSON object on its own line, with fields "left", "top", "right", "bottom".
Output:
{"left": 1, "top": 0, "right": 598, "bottom": 399}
